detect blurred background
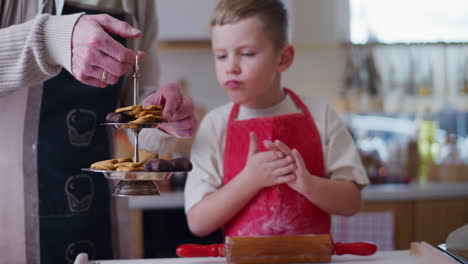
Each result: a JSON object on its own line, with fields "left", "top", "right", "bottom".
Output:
{"left": 115, "top": 0, "right": 468, "bottom": 259}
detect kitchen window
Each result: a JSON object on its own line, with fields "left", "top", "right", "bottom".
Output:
{"left": 350, "top": 0, "right": 468, "bottom": 44}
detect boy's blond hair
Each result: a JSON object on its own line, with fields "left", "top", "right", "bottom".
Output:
{"left": 211, "top": 0, "right": 288, "bottom": 50}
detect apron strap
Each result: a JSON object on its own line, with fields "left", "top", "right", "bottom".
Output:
{"left": 228, "top": 87, "right": 314, "bottom": 124}
{"left": 283, "top": 87, "right": 316, "bottom": 125}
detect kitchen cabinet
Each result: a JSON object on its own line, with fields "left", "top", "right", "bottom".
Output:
{"left": 139, "top": 209, "right": 222, "bottom": 258}
{"left": 361, "top": 201, "right": 414, "bottom": 250}
{"left": 362, "top": 198, "right": 468, "bottom": 250}
{"left": 414, "top": 199, "right": 468, "bottom": 246}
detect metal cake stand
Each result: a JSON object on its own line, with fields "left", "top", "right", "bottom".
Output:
{"left": 82, "top": 54, "right": 178, "bottom": 196}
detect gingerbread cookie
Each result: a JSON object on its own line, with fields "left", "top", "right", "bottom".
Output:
{"left": 89, "top": 150, "right": 159, "bottom": 171}
{"left": 116, "top": 166, "right": 145, "bottom": 172}
{"left": 107, "top": 104, "right": 165, "bottom": 124}
{"left": 115, "top": 105, "right": 139, "bottom": 113}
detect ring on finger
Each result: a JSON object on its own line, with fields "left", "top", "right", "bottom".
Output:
{"left": 101, "top": 70, "right": 108, "bottom": 82}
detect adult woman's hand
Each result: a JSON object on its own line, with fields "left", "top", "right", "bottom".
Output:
{"left": 143, "top": 83, "right": 197, "bottom": 138}
{"left": 71, "top": 14, "right": 144, "bottom": 87}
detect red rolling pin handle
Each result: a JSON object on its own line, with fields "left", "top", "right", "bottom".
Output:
{"left": 176, "top": 243, "right": 225, "bottom": 257}
{"left": 334, "top": 242, "right": 377, "bottom": 256}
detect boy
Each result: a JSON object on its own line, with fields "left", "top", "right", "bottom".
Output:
{"left": 185, "top": 0, "right": 369, "bottom": 238}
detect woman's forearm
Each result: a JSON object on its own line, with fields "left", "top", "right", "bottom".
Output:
{"left": 0, "top": 14, "right": 81, "bottom": 94}
{"left": 187, "top": 171, "right": 261, "bottom": 237}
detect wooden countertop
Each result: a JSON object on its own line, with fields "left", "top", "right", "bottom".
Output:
{"left": 362, "top": 182, "right": 468, "bottom": 201}
{"left": 128, "top": 182, "right": 468, "bottom": 210}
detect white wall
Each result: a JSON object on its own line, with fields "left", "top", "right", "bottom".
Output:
{"left": 283, "top": 47, "right": 347, "bottom": 104}
{"left": 284, "top": 0, "right": 349, "bottom": 104}
{"left": 157, "top": 50, "right": 227, "bottom": 110}
{"left": 291, "top": 0, "right": 350, "bottom": 44}
{"left": 157, "top": 0, "right": 350, "bottom": 110}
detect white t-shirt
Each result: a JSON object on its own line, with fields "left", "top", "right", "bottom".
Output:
{"left": 184, "top": 92, "right": 369, "bottom": 213}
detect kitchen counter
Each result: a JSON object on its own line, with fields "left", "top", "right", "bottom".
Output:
{"left": 362, "top": 182, "right": 468, "bottom": 201}
{"left": 129, "top": 182, "right": 468, "bottom": 210}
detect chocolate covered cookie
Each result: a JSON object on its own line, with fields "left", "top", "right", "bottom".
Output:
{"left": 170, "top": 158, "right": 193, "bottom": 171}
{"left": 144, "top": 158, "right": 174, "bottom": 172}
{"left": 106, "top": 112, "right": 132, "bottom": 123}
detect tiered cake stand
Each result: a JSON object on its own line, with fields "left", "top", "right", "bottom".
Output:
{"left": 82, "top": 55, "right": 176, "bottom": 196}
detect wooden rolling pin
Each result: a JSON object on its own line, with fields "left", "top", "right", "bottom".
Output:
{"left": 176, "top": 234, "right": 377, "bottom": 264}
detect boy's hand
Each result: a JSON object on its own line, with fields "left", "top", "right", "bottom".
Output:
{"left": 240, "top": 132, "right": 296, "bottom": 190}
{"left": 289, "top": 148, "right": 316, "bottom": 195}
{"left": 264, "top": 140, "right": 315, "bottom": 195}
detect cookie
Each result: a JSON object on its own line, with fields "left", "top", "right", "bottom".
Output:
{"left": 141, "top": 114, "right": 165, "bottom": 121}
{"left": 116, "top": 157, "right": 133, "bottom": 163}
{"left": 92, "top": 164, "right": 115, "bottom": 170}
{"left": 91, "top": 160, "right": 115, "bottom": 170}
{"left": 115, "top": 105, "right": 139, "bottom": 113}
{"left": 114, "top": 162, "right": 142, "bottom": 168}
{"left": 135, "top": 110, "right": 163, "bottom": 118}
{"left": 91, "top": 159, "right": 116, "bottom": 167}
{"left": 116, "top": 166, "right": 145, "bottom": 172}
{"left": 143, "top": 105, "right": 163, "bottom": 111}
{"left": 128, "top": 105, "right": 143, "bottom": 116}
{"left": 96, "top": 159, "right": 117, "bottom": 164}
{"left": 137, "top": 150, "right": 158, "bottom": 164}
{"left": 110, "top": 105, "right": 164, "bottom": 124}
{"left": 131, "top": 114, "right": 165, "bottom": 123}
{"left": 130, "top": 116, "right": 152, "bottom": 124}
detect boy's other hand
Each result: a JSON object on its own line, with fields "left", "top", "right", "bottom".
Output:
{"left": 143, "top": 83, "right": 197, "bottom": 138}
{"left": 240, "top": 132, "right": 296, "bottom": 190}
{"left": 264, "top": 139, "right": 315, "bottom": 195}
{"left": 264, "top": 139, "right": 293, "bottom": 156}
{"left": 289, "top": 148, "right": 316, "bottom": 195}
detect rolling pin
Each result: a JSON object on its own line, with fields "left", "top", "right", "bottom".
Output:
{"left": 176, "top": 234, "right": 377, "bottom": 264}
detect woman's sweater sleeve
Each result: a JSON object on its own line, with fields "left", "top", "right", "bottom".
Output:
{"left": 0, "top": 13, "right": 82, "bottom": 95}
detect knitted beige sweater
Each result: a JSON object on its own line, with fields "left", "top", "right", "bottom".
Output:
{"left": 0, "top": 13, "right": 82, "bottom": 95}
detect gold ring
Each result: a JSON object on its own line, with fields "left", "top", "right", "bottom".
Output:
{"left": 101, "top": 70, "right": 108, "bottom": 82}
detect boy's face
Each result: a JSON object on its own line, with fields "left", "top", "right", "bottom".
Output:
{"left": 211, "top": 17, "right": 285, "bottom": 108}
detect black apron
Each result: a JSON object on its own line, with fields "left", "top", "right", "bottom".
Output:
{"left": 37, "top": 4, "right": 126, "bottom": 263}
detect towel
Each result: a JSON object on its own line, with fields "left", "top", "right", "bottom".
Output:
{"left": 74, "top": 253, "right": 88, "bottom": 264}
{"left": 446, "top": 224, "right": 468, "bottom": 259}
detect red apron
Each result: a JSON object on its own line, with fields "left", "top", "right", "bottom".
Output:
{"left": 223, "top": 88, "right": 330, "bottom": 236}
